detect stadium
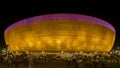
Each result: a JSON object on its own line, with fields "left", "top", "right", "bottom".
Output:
{"left": 4, "top": 14, "right": 115, "bottom": 53}
{"left": 1, "top": 14, "right": 120, "bottom": 68}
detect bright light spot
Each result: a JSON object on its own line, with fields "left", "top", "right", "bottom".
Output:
{"left": 92, "top": 38, "right": 100, "bottom": 43}
{"left": 28, "top": 42, "right": 33, "bottom": 47}
{"left": 56, "top": 40, "right": 61, "bottom": 44}
{"left": 61, "top": 51, "right": 64, "bottom": 54}
{"left": 37, "top": 41, "right": 41, "bottom": 44}
{"left": 42, "top": 50, "right": 45, "bottom": 54}
{"left": 16, "top": 46, "right": 19, "bottom": 50}
{"left": 103, "top": 41, "right": 108, "bottom": 45}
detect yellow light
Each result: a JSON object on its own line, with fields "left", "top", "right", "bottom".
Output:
{"left": 56, "top": 40, "right": 61, "bottom": 44}
{"left": 28, "top": 42, "right": 33, "bottom": 47}
{"left": 37, "top": 41, "right": 41, "bottom": 44}
{"left": 5, "top": 20, "right": 115, "bottom": 52}
{"left": 80, "top": 37, "right": 86, "bottom": 41}
{"left": 48, "top": 39, "right": 52, "bottom": 44}
{"left": 92, "top": 38, "right": 100, "bottom": 43}
{"left": 15, "top": 46, "right": 19, "bottom": 51}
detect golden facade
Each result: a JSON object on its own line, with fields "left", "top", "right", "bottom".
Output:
{"left": 4, "top": 20, "right": 115, "bottom": 52}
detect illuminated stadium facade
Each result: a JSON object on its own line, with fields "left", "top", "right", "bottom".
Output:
{"left": 4, "top": 14, "right": 116, "bottom": 53}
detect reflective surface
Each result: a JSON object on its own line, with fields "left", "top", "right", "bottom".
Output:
{"left": 4, "top": 20, "right": 115, "bottom": 52}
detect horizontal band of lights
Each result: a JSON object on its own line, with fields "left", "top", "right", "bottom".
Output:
{"left": 4, "top": 14, "right": 116, "bottom": 52}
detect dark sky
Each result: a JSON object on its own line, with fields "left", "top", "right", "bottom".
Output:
{"left": 0, "top": 8, "right": 120, "bottom": 49}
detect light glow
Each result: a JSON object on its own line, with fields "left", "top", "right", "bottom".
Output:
{"left": 4, "top": 14, "right": 116, "bottom": 52}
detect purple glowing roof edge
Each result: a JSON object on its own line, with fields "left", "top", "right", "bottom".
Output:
{"left": 4, "top": 13, "right": 115, "bottom": 35}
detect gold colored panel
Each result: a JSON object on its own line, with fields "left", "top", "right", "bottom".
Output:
{"left": 4, "top": 20, "right": 115, "bottom": 52}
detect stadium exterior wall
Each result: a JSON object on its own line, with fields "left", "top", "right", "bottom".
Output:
{"left": 4, "top": 14, "right": 116, "bottom": 52}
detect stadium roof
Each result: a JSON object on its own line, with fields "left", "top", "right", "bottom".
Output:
{"left": 5, "top": 14, "right": 115, "bottom": 34}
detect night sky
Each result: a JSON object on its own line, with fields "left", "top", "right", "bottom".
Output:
{"left": 0, "top": 8, "right": 120, "bottom": 49}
